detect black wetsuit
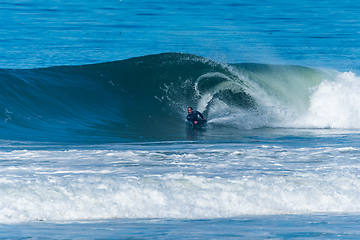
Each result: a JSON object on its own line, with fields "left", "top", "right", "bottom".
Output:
{"left": 187, "top": 111, "right": 205, "bottom": 124}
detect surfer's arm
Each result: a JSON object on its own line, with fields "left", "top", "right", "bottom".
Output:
{"left": 197, "top": 111, "right": 205, "bottom": 120}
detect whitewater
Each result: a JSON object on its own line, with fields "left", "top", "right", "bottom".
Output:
{"left": 3, "top": 142, "right": 360, "bottom": 222}
{"left": 2, "top": 0, "right": 360, "bottom": 239}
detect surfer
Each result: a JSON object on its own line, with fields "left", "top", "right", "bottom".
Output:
{"left": 186, "top": 107, "right": 206, "bottom": 126}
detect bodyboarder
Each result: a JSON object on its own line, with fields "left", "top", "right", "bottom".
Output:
{"left": 186, "top": 107, "right": 206, "bottom": 126}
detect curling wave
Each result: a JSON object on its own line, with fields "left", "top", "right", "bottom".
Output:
{"left": 0, "top": 52, "right": 351, "bottom": 142}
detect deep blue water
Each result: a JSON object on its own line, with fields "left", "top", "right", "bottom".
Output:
{"left": 2, "top": 0, "right": 360, "bottom": 72}
{"left": 1, "top": 0, "right": 360, "bottom": 239}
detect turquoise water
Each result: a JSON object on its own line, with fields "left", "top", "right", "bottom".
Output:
{"left": 2, "top": 215, "right": 360, "bottom": 239}
{"left": 1, "top": 0, "right": 360, "bottom": 239}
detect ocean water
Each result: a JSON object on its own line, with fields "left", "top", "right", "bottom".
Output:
{"left": 1, "top": 0, "right": 360, "bottom": 239}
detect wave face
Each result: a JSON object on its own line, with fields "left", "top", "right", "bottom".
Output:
{"left": 0, "top": 53, "right": 345, "bottom": 142}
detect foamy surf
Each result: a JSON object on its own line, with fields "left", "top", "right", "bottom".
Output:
{"left": 299, "top": 72, "right": 360, "bottom": 128}
{"left": 1, "top": 144, "right": 360, "bottom": 223}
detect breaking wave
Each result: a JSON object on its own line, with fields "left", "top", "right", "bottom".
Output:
{"left": 0, "top": 52, "right": 356, "bottom": 142}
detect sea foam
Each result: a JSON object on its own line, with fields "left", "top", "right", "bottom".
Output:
{"left": 1, "top": 145, "right": 360, "bottom": 223}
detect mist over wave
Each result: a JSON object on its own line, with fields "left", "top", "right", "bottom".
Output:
{"left": 0, "top": 52, "right": 357, "bottom": 142}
